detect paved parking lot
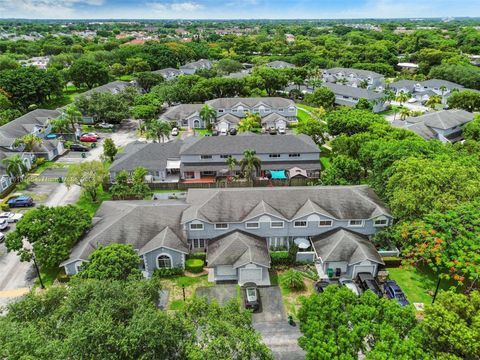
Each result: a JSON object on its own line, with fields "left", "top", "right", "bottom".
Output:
{"left": 196, "top": 284, "right": 237, "bottom": 305}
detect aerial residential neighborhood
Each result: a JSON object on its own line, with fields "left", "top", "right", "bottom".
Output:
{"left": 0, "top": 2, "right": 479, "bottom": 360}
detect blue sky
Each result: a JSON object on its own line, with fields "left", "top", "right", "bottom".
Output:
{"left": 0, "top": 1, "right": 479, "bottom": 19}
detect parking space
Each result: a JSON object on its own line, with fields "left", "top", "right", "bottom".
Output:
{"left": 195, "top": 284, "right": 237, "bottom": 305}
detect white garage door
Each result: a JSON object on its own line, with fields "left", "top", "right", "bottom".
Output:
{"left": 275, "top": 120, "right": 286, "bottom": 129}
{"left": 239, "top": 268, "right": 262, "bottom": 284}
{"left": 353, "top": 265, "right": 375, "bottom": 278}
{"left": 217, "top": 122, "right": 229, "bottom": 131}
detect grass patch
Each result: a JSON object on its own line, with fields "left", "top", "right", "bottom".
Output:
{"left": 320, "top": 156, "right": 331, "bottom": 170}
{"left": 81, "top": 125, "right": 114, "bottom": 133}
{"left": 76, "top": 186, "right": 112, "bottom": 216}
{"left": 296, "top": 108, "right": 314, "bottom": 123}
{"left": 193, "top": 129, "right": 212, "bottom": 137}
{"left": 275, "top": 269, "right": 314, "bottom": 320}
{"left": 169, "top": 299, "right": 185, "bottom": 311}
{"left": 118, "top": 75, "right": 134, "bottom": 81}
{"left": 387, "top": 266, "right": 462, "bottom": 304}
{"left": 33, "top": 161, "right": 67, "bottom": 175}
{"left": 162, "top": 274, "right": 213, "bottom": 310}
{"left": 35, "top": 267, "right": 61, "bottom": 288}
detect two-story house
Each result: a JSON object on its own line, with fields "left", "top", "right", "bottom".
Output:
{"left": 323, "top": 68, "right": 385, "bottom": 90}
{"left": 389, "top": 79, "right": 465, "bottom": 103}
{"left": 61, "top": 186, "right": 392, "bottom": 285}
{"left": 109, "top": 133, "right": 321, "bottom": 183}
{"left": 180, "top": 59, "right": 212, "bottom": 75}
{"left": 153, "top": 67, "right": 183, "bottom": 81}
{"left": 391, "top": 109, "right": 474, "bottom": 143}
{"left": 323, "top": 83, "right": 386, "bottom": 113}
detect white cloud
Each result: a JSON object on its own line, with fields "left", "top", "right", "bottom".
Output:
{"left": 0, "top": 0, "right": 105, "bottom": 18}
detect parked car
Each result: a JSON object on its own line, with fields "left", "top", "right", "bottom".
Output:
{"left": 229, "top": 128, "right": 237, "bottom": 135}
{"left": 384, "top": 280, "right": 409, "bottom": 306}
{"left": 97, "top": 122, "right": 114, "bottom": 129}
{"left": 46, "top": 133, "right": 57, "bottom": 139}
{"left": 211, "top": 129, "right": 219, "bottom": 136}
{"left": 0, "top": 232, "right": 4, "bottom": 243}
{"left": 278, "top": 126, "right": 286, "bottom": 134}
{"left": 243, "top": 282, "right": 260, "bottom": 311}
{"left": 7, "top": 196, "right": 34, "bottom": 208}
{"left": 70, "top": 144, "right": 90, "bottom": 152}
{"left": 339, "top": 277, "right": 361, "bottom": 296}
{"left": 0, "top": 212, "right": 23, "bottom": 223}
{"left": 407, "top": 98, "right": 417, "bottom": 103}
{"left": 79, "top": 134, "right": 98, "bottom": 142}
{"left": 268, "top": 127, "right": 277, "bottom": 135}
{"left": 171, "top": 127, "right": 179, "bottom": 136}
{"left": 0, "top": 219, "right": 8, "bottom": 230}
{"left": 314, "top": 280, "right": 334, "bottom": 293}
{"left": 357, "top": 273, "right": 383, "bottom": 297}
{"left": 220, "top": 128, "right": 228, "bottom": 136}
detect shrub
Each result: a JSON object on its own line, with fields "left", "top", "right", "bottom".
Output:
{"left": 288, "top": 244, "right": 299, "bottom": 264}
{"left": 185, "top": 259, "right": 204, "bottom": 273}
{"left": 153, "top": 267, "right": 184, "bottom": 278}
{"left": 281, "top": 269, "right": 305, "bottom": 291}
{"left": 187, "top": 252, "right": 206, "bottom": 263}
{"left": 64, "top": 140, "right": 74, "bottom": 149}
{"left": 271, "top": 251, "right": 291, "bottom": 266}
{"left": 383, "top": 256, "right": 402, "bottom": 268}
{"left": 32, "top": 157, "right": 46, "bottom": 169}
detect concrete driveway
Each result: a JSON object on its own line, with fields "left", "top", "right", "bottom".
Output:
{"left": 246, "top": 286, "right": 306, "bottom": 360}
{"left": 196, "top": 284, "right": 237, "bottom": 305}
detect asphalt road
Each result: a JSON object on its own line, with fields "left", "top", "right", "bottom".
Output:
{"left": 0, "top": 120, "right": 140, "bottom": 308}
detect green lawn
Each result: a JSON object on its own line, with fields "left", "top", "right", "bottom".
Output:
{"left": 387, "top": 266, "right": 462, "bottom": 304}
{"left": 33, "top": 160, "right": 67, "bottom": 175}
{"left": 41, "top": 85, "right": 86, "bottom": 110}
{"left": 296, "top": 108, "right": 313, "bottom": 123}
{"left": 81, "top": 125, "right": 114, "bottom": 133}
{"left": 320, "top": 156, "right": 331, "bottom": 170}
{"left": 76, "top": 186, "right": 112, "bottom": 216}
{"left": 193, "top": 129, "right": 212, "bottom": 137}
{"left": 35, "top": 267, "right": 61, "bottom": 288}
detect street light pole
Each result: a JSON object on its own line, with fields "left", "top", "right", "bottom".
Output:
{"left": 432, "top": 277, "right": 441, "bottom": 304}
{"left": 32, "top": 256, "right": 45, "bottom": 289}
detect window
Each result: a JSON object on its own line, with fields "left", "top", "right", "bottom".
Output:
{"left": 190, "top": 223, "right": 204, "bottom": 230}
{"left": 157, "top": 254, "right": 172, "bottom": 269}
{"left": 374, "top": 218, "right": 388, "bottom": 226}
{"left": 200, "top": 155, "right": 212, "bottom": 159}
{"left": 218, "top": 109, "right": 224, "bottom": 113}
{"left": 184, "top": 171, "right": 195, "bottom": 179}
{"left": 278, "top": 108, "right": 284, "bottom": 112}
{"left": 200, "top": 171, "right": 215, "bottom": 176}
{"left": 215, "top": 223, "right": 229, "bottom": 230}
{"left": 319, "top": 220, "right": 333, "bottom": 227}
{"left": 348, "top": 220, "right": 363, "bottom": 227}
{"left": 269, "top": 154, "right": 280, "bottom": 158}
{"left": 270, "top": 221, "right": 284, "bottom": 228}
{"left": 245, "top": 222, "right": 259, "bottom": 229}
{"left": 220, "top": 154, "right": 231, "bottom": 159}
{"left": 191, "top": 239, "right": 205, "bottom": 248}
{"left": 289, "top": 153, "right": 300, "bottom": 158}
{"left": 294, "top": 220, "right": 307, "bottom": 228}
{"left": 182, "top": 119, "right": 188, "bottom": 126}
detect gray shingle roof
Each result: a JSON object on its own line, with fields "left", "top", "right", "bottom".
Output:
{"left": 312, "top": 228, "right": 384, "bottom": 265}
{"left": 183, "top": 185, "right": 391, "bottom": 223}
{"left": 323, "top": 83, "right": 384, "bottom": 101}
{"left": 0, "top": 109, "right": 61, "bottom": 146}
{"left": 153, "top": 68, "right": 182, "bottom": 77}
{"left": 261, "top": 112, "right": 288, "bottom": 125}
{"left": 421, "top": 79, "right": 464, "bottom": 89}
{"left": 389, "top": 80, "right": 417, "bottom": 91}
{"left": 205, "top": 97, "right": 295, "bottom": 110}
{"left": 266, "top": 61, "right": 295, "bottom": 68}
{"left": 180, "top": 59, "right": 212, "bottom": 70}
{"left": 110, "top": 140, "right": 183, "bottom": 173}
{"left": 82, "top": 80, "right": 132, "bottom": 97}
{"left": 325, "top": 67, "right": 384, "bottom": 79}
{"left": 207, "top": 230, "right": 270, "bottom": 268}
{"left": 61, "top": 201, "right": 189, "bottom": 266}
{"left": 217, "top": 113, "right": 242, "bottom": 124}
{"left": 160, "top": 104, "right": 203, "bottom": 121}
{"left": 180, "top": 133, "right": 319, "bottom": 156}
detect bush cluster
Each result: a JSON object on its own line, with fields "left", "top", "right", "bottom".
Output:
{"left": 153, "top": 267, "right": 184, "bottom": 278}
{"left": 185, "top": 259, "right": 204, "bottom": 273}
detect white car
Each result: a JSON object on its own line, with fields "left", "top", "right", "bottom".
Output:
{"left": 97, "top": 122, "right": 114, "bottom": 129}
{"left": 171, "top": 128, "right": 179, "bottom": 136}
{"left": 339, "top": 277, "right": 361, "bottom": 296}
{"left": 407, "top": 98, "right": 417, "bottom": 103}
{"left": 0, "top": 219, "right": 8, "bottom": 230}
{"left": 219, "top": 128, "right": 228, "bottom": 136}
{"left": 278, "top": 126, "right": 286, "bottom": 134}
{"left": 0, "top": 212, "right": 23, "bottom": 223}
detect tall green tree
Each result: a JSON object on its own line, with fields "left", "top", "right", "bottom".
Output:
{"left": 2, "top": 155, "right": 28, "bottom": 182}
{"left": 69, "top": 57, "right": 110, "bottom": 89}
{"left": 145, "top": 119, "right": 171, "bottom": 143}
{"left": 65, "top": 161, "right": 108, "bottom": 202}
{"left": 103, "top": 138, "right": 118, "bottom": 163}
{"left": 199, "top": 104, "right": 217, "bottom": 131}
{"left": 239, "top": 148, "right": 261, "bottom": 184}
{"left": 304, "top": 86, "right": 336, "bottom": 110}
{"left": 238, "top": 112, "right": 261, "bottom": 133}
{"left": 14, "top": 134, "right": 42, "bottom": 152}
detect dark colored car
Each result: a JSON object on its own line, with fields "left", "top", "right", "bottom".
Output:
{"left": 229, "top": 128, "right": 237, "bottom": 135}
{"left": 70, "top": 144, "right": 90, "bottom": 152}
{"left": 357, "top": 273, "right": 383, "bottom": 297}
{"left": 243, "top": 282, "right": 260, "bottom": 311}
{"left": 384, "top": 280, "right": 409, "bottom": 306}
{"left": 314, "top": 280, "right": 334, "bottom": 293}
{"left": 7, "top": 196, "right": 34, "bottom": 208}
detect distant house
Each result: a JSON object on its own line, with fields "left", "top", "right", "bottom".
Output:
{"left": 397, "top": 62, "right": 419, "bottom": 72}
{"left": 322, "top": 83, "right": 386, "bottom": 113}
{"left": 389, "top": 79, "right": 465, "bottom": 103}
{"left": 323, "top": 67, "right": 385, "bottom": 90}
{"left": 160, "top": 104, "right": 204, "bottom": 129}
{"left": 0, "top": 150, "right": 35, "bottom": 192}
{"left": 81, "top": 80, "right": 133, "bottom": 97}
{"left": 109, "top": 133, "right": 321, "bottom": 183}
{"left": 391, "top": 109, "right": 474, "bottom": 143}
{"left": 153, "top": 67, "right": 183, "bottom": 81}
{"left": 61, "top": 185, "right": 392, "bottom": 285}
{"left": 180, "top": 59, "right": 212, "bottom": 75}
{"left": 265, "top": 60, "right": 295, "bottom": 69}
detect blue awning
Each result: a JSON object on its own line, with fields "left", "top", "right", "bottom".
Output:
{"left": 270, "top": 170, "right": 287, "bottom": 179}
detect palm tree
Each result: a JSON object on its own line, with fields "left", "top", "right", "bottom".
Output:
{"left": 238, "top": 112, "right": 261, "bottom": 133}
{"left": 146, "top": 120, "right": 171, "bottom": 143}
{"left": 399, "top": 107, "right": 410, "bottom": 120}
{"left": 239, "top": 149, "right": 261, "bottom": 185}
{"left": 439, "top": 85, "right": 447, "bottom": 104}
{"left": 293, "top": 76, "right": 304, "bottom": 90}
{"left": 63, "top": 105, "right": 83, "bottom": 134}
{"left": 2, "top": 155, "right": 28, "bottom": 183}
{"left": 426, "top": 95, "right": 442, "bottom": 110}
{"left": 199, "top": 104, "right": 217, "bottom": 131}
{"left": 395, "top": 92, "right": 410, "bottom": 107}
{"left": 358, "top": 79, "right": 369, "bottom": 89}
{"left": 226, "top": 156, "right": 238, "bottom": 176}
{"left": 14, "top": 134, "right": 42, "bottom": 152}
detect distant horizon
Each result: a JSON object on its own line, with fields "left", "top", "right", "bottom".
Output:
{"left": 0, "top": 1, "right": 478, "bottom": 21}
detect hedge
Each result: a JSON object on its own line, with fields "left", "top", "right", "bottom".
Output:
{"left": 153, "top": 267, "right": 184, "bottom": 278}
{"left": 271, "top": 251, "right": 291, "bottom": 266}
{"left": 185, "top": 259, "right": 204, "bottom": 273}
{"left": 187, "top": 252, "right": 206, "bottom": 262}
{"left": 382, "top": 256, "right": 402, "bottom": 268}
